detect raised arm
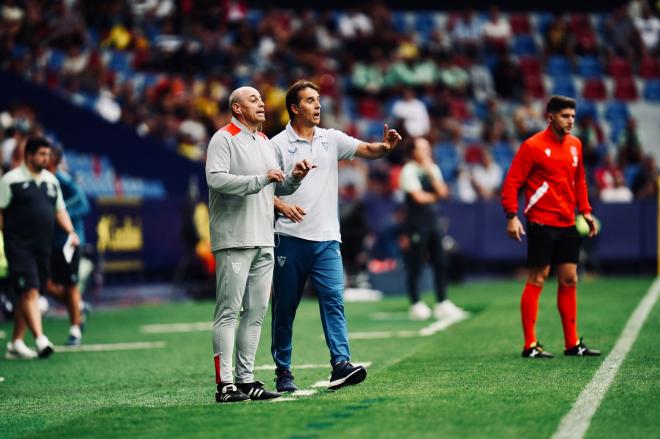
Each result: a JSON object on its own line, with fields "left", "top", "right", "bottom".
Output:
{"left": 355, "top": 124, "right": 402, "bottom": 159}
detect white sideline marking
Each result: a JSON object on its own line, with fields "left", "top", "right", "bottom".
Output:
{"left": 55, "top": 341, "right": 167, "bottom": 353}
{"left": 311, "top": 381, "right": 330, "bottom": 388}
{"left": 551, "top": 278, "right": 660, "bottom": 439}
{"left": 271, "top": 397, "right": 298, "bottom": 402}
{"left": 350, "top": 314, "right": 469, "bottom": 340}
{"left": 0, "top": 330, "right": 5, "bottom": 339}
{"left": 292, "top": 389, "right": 317, "bottom": 396}
{"left": 140, "top": 322, "right": 212, "bottom": 334}
{"left": 369, "top": 312, "right": 410, "bottom": 321}
{"left": 254, "top": 362, "right": 372, "bottom": 371}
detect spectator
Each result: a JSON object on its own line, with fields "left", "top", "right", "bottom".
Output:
{"left": 600, "top": 172, "right": 634, "bottom": 202}
{"left": 513, "top": 94, "right": 545, "bottom": 141}
{"left": 451, "top": 9, "right": 484, "bottom": 54}
{"left": 483, "top": 5, "right": 512, "bottom": 52}
{"left": 492, "top": 53, "right": 524, "bottom": 100}
{"left": 471, "top": 149, "right": 502, "bottom": 200}
{"left": 391, "top": 87, "right": 431, "bottom": 138}
{"left": 632, "top": 154, "right": 659, "bottom": 199}
{"left": 635, "top": 5, "right": 660, "bottom": 56}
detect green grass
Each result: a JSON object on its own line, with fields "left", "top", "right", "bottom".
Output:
{"left": 0, "top": 277, "right": 657, "bottom": 438}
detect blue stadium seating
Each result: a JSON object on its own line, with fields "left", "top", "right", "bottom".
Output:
{"left": 643, "top": 80, "right": 660, "bottom": 101}
{"left": 578, "top": 56, "right": 603, "bottom": 78}
{"left": 552, "top": 76, "right": 577, "bottom": 97}
{"left": 512, "top": 35, "right": 537, "bottom": 56}
{"left": 434, "top": 144, "right": 459, "bottom": 183}
{"left": 576, "top": 100, "right": 598, "bottom": 120}
{"left": 546, "top": 56, "right": 572, "bottom": 77}
{"left": 604, "top": 101, "right": 630, "bottom": 122}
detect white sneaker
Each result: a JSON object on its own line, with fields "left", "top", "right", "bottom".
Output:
{"left": 5, "top": 340, "right": 37, "bottom": 360}
{"left": 35, "top": 335, "right": 55, "bottom": 359}
{"left": 409, "top": 301, "right": 432, "bottom": 320}
{"left": 434, "top": 300, "right": 469, "bottom": 321}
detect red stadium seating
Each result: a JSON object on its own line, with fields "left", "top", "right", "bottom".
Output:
{"left": 639, "top": 57, "right": 659, "bottom": 79}
{"left": 523, "top": 74, "right": 545, "bottom": 98}
{"left": 582, "top": 78, "right": 607, "bottom": 100}
{"left": 519, "top": 57, "right": 541, "bottom": 76}
{"left": 609, "top": 57, "right": 633, "bottom": 78}
{"left": 509, "top": 14, "right": 532, "bottom": 34}
{"left": 613, "top": 77, "right": 638, "bottom": 101}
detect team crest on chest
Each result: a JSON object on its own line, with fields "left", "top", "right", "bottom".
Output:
{"left": 231, "top": 262, "right": 242, "bottom": 274}
{"left": 46, "top": 182, "right": 57, "bottom": 197}
{"left": 545, "top": 148, "right": 551, "bottom": 157}
{"left": 277, "top": 256, "right": 286, "bottom": 267}
{"left": 321, "top": 140, "right": 329, "bottom": 152}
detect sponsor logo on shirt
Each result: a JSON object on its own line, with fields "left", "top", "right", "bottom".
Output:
{"left": 570, "top": 146, "right": 578, "bottom": 167}
{"left": 277, "top": 256, "right": 286, "bottom": 267}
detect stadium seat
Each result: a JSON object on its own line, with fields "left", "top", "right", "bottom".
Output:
{"left": 576, "top": 100, "right": 598, "bottom": 120}
{"left": 623, "top": 164, "right": 641, "bottom": 189}
{"left": 519, "top": 57, "right": 541, "bottom": 76}
{"left": 609, "top": 57, "right": 632, "bottom": 78}
{"left": 604, "top": 101, "right": 630, "bottom": 122}
{"left": 449, "top": 98, "right": 471, "bottom": 120}
{"left": 534, "top": 12, "right": 554, "bottom": 36}
{"left": 552, "top": 76, "right": 577, "bottom": 97}
{"left": 639, "top": 57, "right": 659, "bottom": 79}
{"left": 613, "top": 77, "right": 638, "bottom": 101}
{"left": 577, "top": 56, "right": 603, "bottom": 78}
{"left": 434, "top": 144, "right": 460, "bottom": 182}
{"left": 546, "top": 56, "right": 572, "bottom": 77}
{"left": 523, "top": 74, "right": 545, "bottom": 98}
{"left": 582, "top": 78, "right": 607, "bottom": 100}
{"left": 509, "top": 14, "right": 532, "bottom": 34}
{"left": 512, "top": 35, "right": 537, "bottom": 56}
{"left": 643, "top": 80, "right": 660, "bottom": 102}
{"left": 47, "top": 50, "right": 66, "bottom": 71}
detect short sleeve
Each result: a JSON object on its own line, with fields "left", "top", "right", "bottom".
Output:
{"left": 54, "top": 180, "right": 66, "bottom": 211}
{"left": 399, "top": 163, "right": 422, "bottom": 193}
{"left": 431, "top": 164, "right": 444, "bottom": 182}
{"left": 0, "top": 178, "right": 11, "bottom": 209}
{"left": 330, "top": 129, "right": 360, "bottom": 161}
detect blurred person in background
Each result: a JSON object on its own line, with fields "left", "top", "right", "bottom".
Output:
{"left": 399, "top": 137, "right": 468, "bottom": 321}
{"left": 1, "top": 137, "right": 79, "bottom": 359}
{"left": 206, "top": 86, "right": 312, "bottom": 403}
{"left": 471, "top": 148, "right": 502, "bottom": 200}
{"left": 44, "top": 145, "right": 89, "bottom": 346}
{"left": 270, "top": 80, "right": 401, "bottom": 393}
{"left": 501, "top": 96, "right": 601, "bottom": 359}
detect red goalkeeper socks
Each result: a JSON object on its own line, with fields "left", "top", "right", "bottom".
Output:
{"left": 521, "top": 283, "right": 543, "bottom": 349}
{"left": 557, "top": 284, "right": 579, "bottom": 349}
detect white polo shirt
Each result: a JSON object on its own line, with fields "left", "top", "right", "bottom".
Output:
{"left": 272, "top": 122, "right": 360, "bottom": 242}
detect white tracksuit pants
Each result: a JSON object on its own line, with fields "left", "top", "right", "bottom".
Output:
{"left": 213, "top": 247, "right": 273, "bottom": 384}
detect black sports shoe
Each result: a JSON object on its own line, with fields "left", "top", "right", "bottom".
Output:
{"left": 521, "top": 342, "right": 554, "bottom": 359}
{"left": 564, "top": 338, "right": 601, "bottom": 356}
{"left": 215, "top": 383, "right": 250, "bottom": 403}
{"left": 328, "top": 362, "right": 367, "bottom": 390}
{"left": 275, "top": 369, "right": 299, "bottom": 392}
{"left": 236, "top": 381, "right": 281, "bottom": 400}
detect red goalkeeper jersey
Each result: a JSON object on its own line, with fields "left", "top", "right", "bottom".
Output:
{"left": 501, "top": 126, "right": 592, "bottom": 227}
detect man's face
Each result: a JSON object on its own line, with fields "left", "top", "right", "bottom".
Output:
{"left": 294, "top": 87, "right": 321, "bottom": 126}
{"left": 27, "top": 147, "right": 51, "bottom": 171}
{"left": 234, "top": 87, "right": 265, "bottom": 125}
{"left": 549, "top": 108, "right": 575, "bottom": 135}
{"left": 412, "top": 138, "right": 432, "bottom": 163}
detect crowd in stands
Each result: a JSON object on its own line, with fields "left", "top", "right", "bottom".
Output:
{"left": 0, "top": 0, "right": 658, "bottom": 210}
{"left": 0, "top": 101, "right": 166, "bottom": 198}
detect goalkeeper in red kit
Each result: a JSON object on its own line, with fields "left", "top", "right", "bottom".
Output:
{"left": 501, "top": 95, "right": 601, "bottom": 359}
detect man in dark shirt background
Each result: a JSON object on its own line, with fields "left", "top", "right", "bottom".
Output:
{"left": 0, "top": 137, "right": 79, "bottom": 359}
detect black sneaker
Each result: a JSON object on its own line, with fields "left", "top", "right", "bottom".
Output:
{"left": 521, "top": 342, "right": 554, "bottom": 359}
{"left": 564, "top": 338, "right": 601, "bottom": 356}
{"left": 275, "top": 369, "right": 299, "bottom": 392}
{"left": 236, "top": 381, "right": 281, "bottom": 400}
{"left": 328, "top": 362, "right": 367, "bottom": 390}
{"left": 215, "top": 383, "right": 250, "bottom": 403}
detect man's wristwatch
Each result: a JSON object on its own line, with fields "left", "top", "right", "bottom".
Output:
{"left": 506, "top": 212, "right": 517, "bottom": 219}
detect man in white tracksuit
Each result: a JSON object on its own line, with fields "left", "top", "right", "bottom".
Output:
{"left": 206, "top": 86, "right": 313, "bottom": 403}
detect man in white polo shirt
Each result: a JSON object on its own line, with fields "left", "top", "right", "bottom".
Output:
{"left": 206, "top": 86, "right": 313, "bottom": 403}
{"left": 270, "top": 80, "right": 401, "bottom": 392}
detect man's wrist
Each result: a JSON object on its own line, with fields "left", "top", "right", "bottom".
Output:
{"left": 506, "top": 212, "right": 517, "bottom": 220}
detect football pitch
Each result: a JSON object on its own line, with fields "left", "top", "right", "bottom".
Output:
{"left": 1, "top": 277, "right": 658, "bottom": 439}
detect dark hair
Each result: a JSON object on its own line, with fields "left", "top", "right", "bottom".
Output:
{"left": 546, "top": 95, "right": 576, "bottom": 114}
{"left": 24, "top": 137, "right": 51, "bottom": 157}
{"left": 285, "top": 80, "right": 320, "bottom": 120}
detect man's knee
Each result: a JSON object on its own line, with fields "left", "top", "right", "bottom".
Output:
{"left": 527, "top": 267, "right": 550, "bottom": 286}
{"left": 559, "top": 274, "right": 578, "bottom": 287}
